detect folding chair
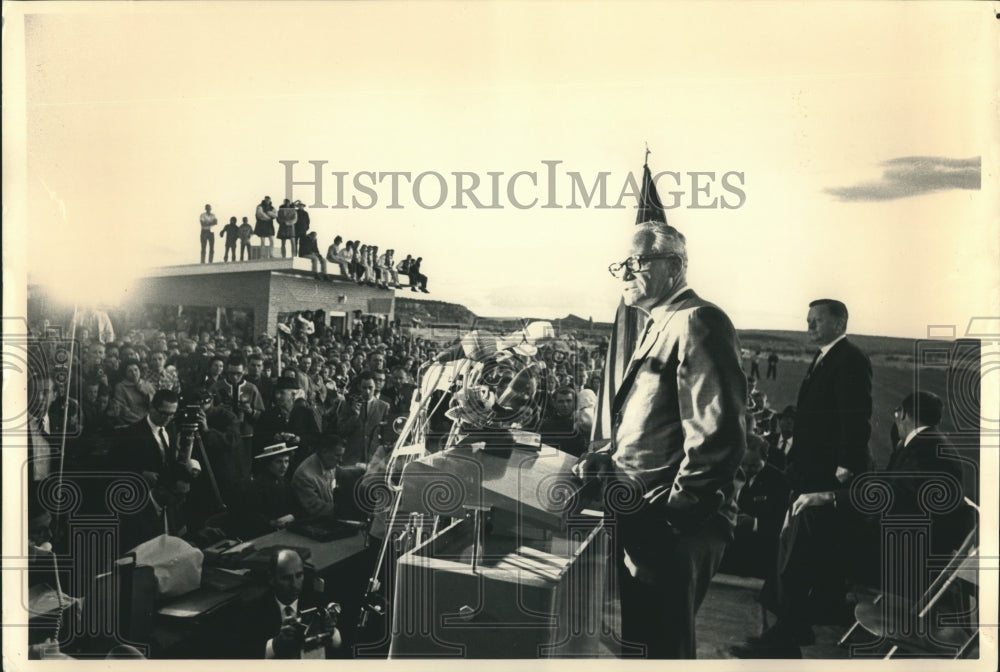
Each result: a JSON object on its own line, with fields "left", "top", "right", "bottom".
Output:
{"left": 838, "top": 500, "right": 979, "bottom": 658}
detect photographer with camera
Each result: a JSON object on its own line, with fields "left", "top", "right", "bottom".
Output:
{"left": 111, "top": 389, "right": 185, "bottom": 485}
{"left": 210, "top": 354, "right": 265, "bottom": 457}
{"left": 243, "top": 548, "right": 341, "bottom": 659}
{"left": 341, "top": 372, "right": 388, "bottom": 467}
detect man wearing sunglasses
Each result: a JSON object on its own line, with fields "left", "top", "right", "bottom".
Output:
{"left": 576, "top": 220, "right": 747, "bottom": 658}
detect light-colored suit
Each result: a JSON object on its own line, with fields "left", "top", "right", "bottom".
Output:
{"left": 291, "top": 453, "right": 337, "bottom": 517}
{"left": 612, "top": 288, "right": 748, "bottom": 532}
{"left": 609, "top": 288, "right": 747, "bottom": 659}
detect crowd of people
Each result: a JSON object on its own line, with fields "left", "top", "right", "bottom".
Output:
{"left": 198, "top": 199, "right": 430, "bottom": 292}
{"left": 24, "top": 306, "right": 607, "bottom": 657}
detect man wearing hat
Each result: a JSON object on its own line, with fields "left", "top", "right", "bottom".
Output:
{"left": 293, "top": 199, "right": 310, "bottom": 245}
{"left": 254, "top": 378, "right": 302, "bottom": 455}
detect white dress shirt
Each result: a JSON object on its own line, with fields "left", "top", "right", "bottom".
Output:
{"left": 815, "top": 333, "right": 847, "bottom": 365}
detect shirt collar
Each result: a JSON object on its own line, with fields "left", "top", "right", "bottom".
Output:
{"left": 647, "top": 284, "right": 690, "bottom": 324}
{"left": 275, "top": 597, "right": 299, "bottom": 614}
{"left": 146, "top": 415, "right": 165, "bottom": 436}
{"left": 904, "top": 426, "right": 931, "bottom": 447}
{"left": 818, "top": 333, "right": 847, "bottom": 359}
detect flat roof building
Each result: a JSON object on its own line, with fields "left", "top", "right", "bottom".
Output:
{"left": 29, "top": 258, "right": 395, "bottom": 339}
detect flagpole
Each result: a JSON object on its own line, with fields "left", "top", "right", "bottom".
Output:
{"left": 593, "top": 146, "right": 666, "bottom": 442}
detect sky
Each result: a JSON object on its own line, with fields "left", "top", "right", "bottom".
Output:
{"left": 4, "top": 1, "right": 998, "bottom": 339}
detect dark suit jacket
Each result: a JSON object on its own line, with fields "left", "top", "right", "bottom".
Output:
{"left": 738, "top": 463, "right": 790, "bottom": 540}
{"left": 723, "top": 463, "right": 790, "bottom": 578}
{"left": 111, "top": 418, "right": 177, "bottom": 476}
{"left": 787, "top": 337, "right": 872, "bottom": 493}
{"left": 836, "top": 428, "right": 970, "bottom": 555}
{"left": 240, "top": 590, "right": 325, "bottom": 659}
{"left": 254, "top": 406, "right": 293, "bottom": 454}
{"left": 765, "top": 432, "right": 793, "bottom": 471}
{"left": 236, "top": 471, "right": 298, "bottom": 537}
{"left": 344, "top": 398, "right": 389, "bottom": 464}
{"left": 539, "top": 413, "right": 588, "bottom": 458}
{"left": 610, "top": 289, "right": 747, "bottom": 534}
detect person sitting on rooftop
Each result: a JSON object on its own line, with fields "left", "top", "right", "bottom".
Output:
{"left": 299, "top": 231, "right": 329, "bottom": 281}
{"left": 326, "top": 235, "right": 352, "bottom": 279}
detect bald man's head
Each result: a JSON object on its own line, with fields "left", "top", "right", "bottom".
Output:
{"left": 268, "top": 549, "right": 305, "bottom": 604}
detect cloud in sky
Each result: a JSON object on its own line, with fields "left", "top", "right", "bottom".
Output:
{"left": 825, "top": 156, "right": 981, "bottom": 202}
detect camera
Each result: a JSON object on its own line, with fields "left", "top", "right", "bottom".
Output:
{"left": 295, "top": 602, "right": 342, "bottom": 650}
{"left": 176, "top": 405, "right": 202, "bottom": 432}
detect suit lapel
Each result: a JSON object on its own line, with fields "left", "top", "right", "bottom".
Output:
{"left": 611, "top": 290, "right": 695, "bottom": 416}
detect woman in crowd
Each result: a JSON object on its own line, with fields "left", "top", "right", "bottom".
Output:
{"left": 238, "top": 443, "right": 299, "bottom": 538}
{"left": 276, "top": 198, "right": 298, "bottom": 258}
{"left": 254, "top": 196, "right": 277, "bottom": 256}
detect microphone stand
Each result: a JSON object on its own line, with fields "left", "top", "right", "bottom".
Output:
{"left": 358, "top": 360, "right": 450, "bottom": 630}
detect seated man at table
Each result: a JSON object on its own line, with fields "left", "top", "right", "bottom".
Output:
{"left": 290, "top": 438, "right": 346, "bottom": 518}
{"left": 244, "top": 548, "right": 342, "bottom": 659}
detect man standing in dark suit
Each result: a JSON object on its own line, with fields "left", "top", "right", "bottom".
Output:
{"left": 575, "top": 221, "right": 747, "bottom": 658}
{"left": 786, "top": 299, "right": 872, "bottom": 495}
{"left": 343, "top": 371, "right": 389, "bottom": 466}
{"left": 733, "top": 298, "right": 872, "bottom": 657}
{"left": 110, "top": 389, "right": 181, "bottom": 480}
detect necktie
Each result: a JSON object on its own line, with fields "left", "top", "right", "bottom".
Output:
{"left": 283, "top": 605, "right": 295, "bottom": 620}
{"left": 805, "top": 349, "right": 822, "bottom": 377}
{"left": 158, "top": 428, "right": 170, "bottom": 461}
{"left": 361, "top": 400, "right": 368, "bottom": 423}
{"left": 779, "top": 438, "right": 786, "bottom": 454}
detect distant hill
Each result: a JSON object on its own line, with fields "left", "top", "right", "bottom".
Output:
{"left": 738, "top": 330, "right": 929, "bottom": 364}
{"left": 395, "top": 298, "right": 613, "bottom": 334}
{"left": 394, "top": 297, "right": 477, "bottom": 325}
{"left": 396, "top": 298, "right": 937, "bottom": 362}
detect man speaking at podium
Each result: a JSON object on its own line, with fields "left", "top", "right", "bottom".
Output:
{"left": 577, "top": 221, "right": 747, "bottom": 658}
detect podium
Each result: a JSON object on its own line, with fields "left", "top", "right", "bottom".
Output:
{"left": 389, "top": 439, "right": 608, "bottom": 658}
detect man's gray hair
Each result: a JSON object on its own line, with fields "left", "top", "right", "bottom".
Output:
{"left": 635, "top": 221, "right": 688, "bottom": 268}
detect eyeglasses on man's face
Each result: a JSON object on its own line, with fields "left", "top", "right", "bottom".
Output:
{"left": 608, "top": 254, "right": 677, "bottom": 279}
